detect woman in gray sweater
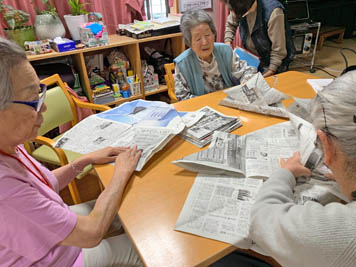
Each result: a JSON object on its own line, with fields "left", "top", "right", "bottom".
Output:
{"left": 250, "top": 70, "right": 356, "bottom": 267}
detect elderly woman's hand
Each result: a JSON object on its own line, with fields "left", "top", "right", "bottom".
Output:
{"left": 86, "top": 146, "right": 129, "bottom": 165}
{"left": 114, "top": 145, "right": 142, "bottom": 177}
{"left": 280, "top": 151, "right": 312, "bottom": 178}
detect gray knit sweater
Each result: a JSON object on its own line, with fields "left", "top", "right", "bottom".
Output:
{"left": 250, "top": 168, "right": 356, "bottom": 267}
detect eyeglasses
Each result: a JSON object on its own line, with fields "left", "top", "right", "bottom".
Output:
{"left": 12, "top": 83, "right": 47, "bottom": 112}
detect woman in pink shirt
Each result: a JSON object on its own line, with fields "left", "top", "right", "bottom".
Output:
{"left": 0, "top": 37, "right": 142, "bottom": 267}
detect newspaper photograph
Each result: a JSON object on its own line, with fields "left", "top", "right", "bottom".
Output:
{"left": 55, "top": 100, "right": 186, "bottom": 171}
{"left": 179, "top": 106, "right": 242, "bottom": 148}
{"left": 175, "top": 173, "right": 263, "bottom": 248}
{"left": 220, "top": 72, "right": 289, "bottom": 118}
{"left": 173, "top": 121, "right": 300, "bottom": 179}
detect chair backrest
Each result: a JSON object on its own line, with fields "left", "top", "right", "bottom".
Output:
{"left": 164, "top": 63, "right": 178, "bottom": 103}
{"left": 38, "top": 74, "right": 77, "bottom": 136}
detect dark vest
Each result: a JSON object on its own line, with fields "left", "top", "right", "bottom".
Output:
{"left": 239, "top": 0, "right": 295, "bottom": 71}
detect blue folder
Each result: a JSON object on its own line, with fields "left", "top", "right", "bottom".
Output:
{"left": 234, "top": 47, "right": 260, "bottom": 68}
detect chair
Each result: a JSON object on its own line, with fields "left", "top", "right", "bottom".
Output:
{"left": 24, "top": 74, "right": 111, "bottom": 204}
{"left": 164, "top": 63, "right": 178, "bottom": 103}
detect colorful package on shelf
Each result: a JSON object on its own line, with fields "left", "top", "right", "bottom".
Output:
{"left": 50, "top": 37, "right": 76, "bottom": 52}
{"left": 80, "top": 22, "right": 109, "bottom": 47}
{"left": 24, "top": 40, "right": 52, "bottom": 55}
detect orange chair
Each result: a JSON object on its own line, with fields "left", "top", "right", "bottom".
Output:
{"left": 24, "top": 74, "right": 110, "bottom": 204}
{"left": 164, "top": 63, "right": 178, "bottom": 103}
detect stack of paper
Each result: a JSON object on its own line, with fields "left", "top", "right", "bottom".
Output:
{"left": 179, "top": 106, "right": 242, "bottom": 148}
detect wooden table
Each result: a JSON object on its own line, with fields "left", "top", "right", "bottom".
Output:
{"left": 95, "top": 71, "right": 317, "bottom": 267}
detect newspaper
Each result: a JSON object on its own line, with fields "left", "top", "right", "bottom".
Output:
{"left": 179, "top": 106, "right": 242, "bottom": 148}
{"left": 173, "top": 111, "right": 320, "bottom": 179}
{"left": 219, "top": 72, "right": 289, "bottom": 118}
{"left": 175, "top": 173, "right": 346, "bottom": 249}
{"left": 175, "top": 173, "right": 263, "bottom": 248}
{"left": 174, "top": 120, "right": 300, "bottom": 179}
{"left": 54, "top": 100, "right": 186, "bottom": 171}
{"left": 287, "top": 97, "right": 312, "bottom": 122}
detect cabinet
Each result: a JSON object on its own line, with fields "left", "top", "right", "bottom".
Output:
{"left": 27, "top": 33, "right": 185, "bottom": 105}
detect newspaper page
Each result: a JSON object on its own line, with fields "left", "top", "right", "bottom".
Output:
{"left": 175, "top": 174, "right": 345, "bottom": 249}
{"left": 287, "top": 97, "right": 312, "bottom": 122}
{"left": 175, "top": 173, "right": 263, "bottom": 248}
{"left": 173, "top": 121, "right": 299, "bottom": 179}
{"left": 55, "top": 100, "right": 186, "bottom": 171}
{"left": 220, "top": 72, "right": 289, "bottom": 118}
{"left": 180, "top": 106, "right": 241, "bottom": 148}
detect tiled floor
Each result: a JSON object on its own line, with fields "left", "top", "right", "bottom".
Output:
{"left": 290, "top": 38, "right": 356, "bottom": 78}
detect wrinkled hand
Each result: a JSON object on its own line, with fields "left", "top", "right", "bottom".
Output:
{"left": 87, "top": 146, "right": 129, "bottom": 165}
{"left": 280, "top": 152, "right": 312, "bottom": 177}
{"left": 114, "top": 145, "right": 142, "bottom": 178}
{"left": 263, "top": 69, "right": 275, "bottom": 78}
{"left": 225, "top": 41, "right": 232, "bottom": 47}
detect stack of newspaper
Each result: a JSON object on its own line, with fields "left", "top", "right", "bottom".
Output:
{"left": 179, "top": 106, "right": 242, "bottom": 148}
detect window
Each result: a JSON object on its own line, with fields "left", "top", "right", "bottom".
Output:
{"left": 145, "top": 0, "right": 169, "bottom": 19}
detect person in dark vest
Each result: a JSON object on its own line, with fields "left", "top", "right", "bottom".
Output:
{"left": 222, "top": 0, "right": 295, "bottom": 78}
{"left": 174, "top": 9, "right": 257, "bottom": 101}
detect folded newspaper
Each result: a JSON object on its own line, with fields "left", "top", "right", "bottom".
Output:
{"left": 174, "top": 172, "right": 347, "bottom": 249}
{"left": 179, "top": 106, "right": 242, "bottom": 148}
{"left": 219, "top": 72, "right": 290, "bottom": 118}
{"left": 173, "top": 112, "right": 320, "bottom": 179}
{"left": 54, "top": 100, "right": 187, "bottom": 171}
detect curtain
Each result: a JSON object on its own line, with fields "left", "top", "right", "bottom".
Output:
{"left": 0, "top": 0, "right": 146, "bottom": 38}
{"left": 217, "top": 0, "right": 240, "bottom": 47}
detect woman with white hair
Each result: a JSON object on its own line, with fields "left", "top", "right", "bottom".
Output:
{"left": 249, "top": 70, "right": 356, "bottom": 267}
{"left": 174, "top": 9, "right": 257, "bottom": 101}
{"left": 0, "top": 37, "right": 142, "bottom": 267}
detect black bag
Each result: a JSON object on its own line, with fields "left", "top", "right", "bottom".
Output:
{"left": 33, "top": 63, "right": 76, "bottom": 88}
{"left": 147, "top": 50, "right": 173, "bottom": 84}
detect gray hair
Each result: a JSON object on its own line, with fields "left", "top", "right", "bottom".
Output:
{"left": 0, "top": 37, "right": 27, "bottom": 110}
{"left": 310, "top": 70, "right": 356, "bottom": 159}
{"left": 180, "top": 9, "right": 217, "bottom": 47}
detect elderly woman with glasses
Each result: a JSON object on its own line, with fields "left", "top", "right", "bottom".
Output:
{"left": 0, "top": 37, "right": 142, "bottom": 267}
{"left": 248, "top": 70, "right": 356, "bottom": 267}
{"left": 174, "top": 9, "right": 257, "bottom": 101}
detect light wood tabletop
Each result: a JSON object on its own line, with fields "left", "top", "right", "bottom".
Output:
{"left": 95, "top": 71, "right": 317, "bottom": 267}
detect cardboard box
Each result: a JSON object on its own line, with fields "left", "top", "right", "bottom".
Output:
{"left": 51, "top": 38, "right": 76, "bottom": 52}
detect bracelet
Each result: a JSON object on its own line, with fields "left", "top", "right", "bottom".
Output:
{"left": 70, "top": 162, "right": 82, "bottom": 175}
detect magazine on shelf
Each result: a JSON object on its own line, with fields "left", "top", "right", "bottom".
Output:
{"left": 179, "top": 106, "right": 242, "bottom": 148}
{"left": 54, "top": 99, "right": 187, "bottom": 171}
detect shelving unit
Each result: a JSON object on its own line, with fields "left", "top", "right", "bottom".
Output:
{"left": 27, "top": 33, "right": 185, "bottom": 105}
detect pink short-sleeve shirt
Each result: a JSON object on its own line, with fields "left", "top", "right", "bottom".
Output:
{"left": 0, "top": 146, "right": 82, "bottom": 266}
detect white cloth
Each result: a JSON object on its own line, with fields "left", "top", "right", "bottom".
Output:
{"left": 69, "top": 200, "right": 142, "bottom": 267}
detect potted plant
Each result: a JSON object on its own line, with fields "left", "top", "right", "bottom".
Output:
{"left": 33, "top": 0, "right": 66, "bottom": 40}
{"left": 64, "top": 0, "right": 89, "bottom": 41}
{"left": 0, "top": 0, "right": 35, "bottom": 47}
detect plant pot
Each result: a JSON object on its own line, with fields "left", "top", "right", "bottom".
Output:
{"left": 4, "top": 26, "right": 36, "bottom": 48}
{"left": 63, "top": 14, "right": 88, "bottom": 41}
{"left": 34, "top": 14, "right": 66, "bottom": 40}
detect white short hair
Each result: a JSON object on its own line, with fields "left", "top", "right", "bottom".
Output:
{"left": 310, "top": 70, "right": 356, "bottom": 158}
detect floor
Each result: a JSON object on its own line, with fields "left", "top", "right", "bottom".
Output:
{"left": 289, "top": 38, "right": 356, "bottom": 78}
